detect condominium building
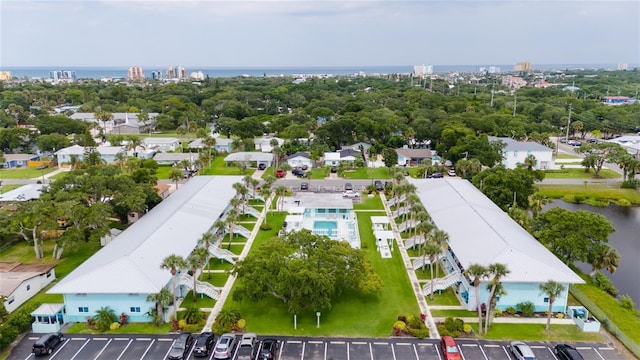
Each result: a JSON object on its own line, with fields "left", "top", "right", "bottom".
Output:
{"left": 49, "top": 70, "right": 76, "bottom": 83}
{"left": 150, "top": 71, "right": 163, "bottom": 80}
{"left": 514, "top": 61, "right": 532, "bottom": 72}
{"left": 618, "top": 63, "right": 628, "bottom": 71}
{"left": 166, "top": 66, "right": 187, "bottom": 80}
{"left": 413, "top": 64, "right": 433, "bottom": 78}
{"left": 0, "top": 71, "right": 11, "bottom": 81}
{"left": 127, "top": 66, "right": 145, "bottom": 81}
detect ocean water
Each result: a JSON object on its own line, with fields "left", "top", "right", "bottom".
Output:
{"left": 2, "top": 64, "right": 635, "bottom": 80}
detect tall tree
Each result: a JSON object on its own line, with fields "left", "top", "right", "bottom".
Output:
{"left": 465, "top": 263, "right": 488, "bottom": 335}
{"left": 485, "top": 263, "right": 510, "bottom": 333}
{"left": 146, "top": 288, "right": 172, "bottom": 325}
{"left": 160, "top": 254, "right": 187, "bottom": 320}
{"left": 576, "top": 142, "right": 625, "bottom": 176}
{"left": 539, "top": 280, "right": 565, "bottom": 332}
{"left": 169, "top": 168, "right": 184, "bottom": 189}
{"left": 187, "top": 249, "right": 207, "bottom": 300}
{"left": 588, "top": 244, "right": 621, "bottom": 276}
{"left": 197, "top": 232, "right": 215, "bottom": 279}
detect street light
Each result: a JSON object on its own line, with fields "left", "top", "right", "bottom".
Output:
{"left": 316, "top": 312, "right": 321, "bottom": 328}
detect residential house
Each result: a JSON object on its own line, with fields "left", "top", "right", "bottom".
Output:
{"left": 47, "top": 176, "right": 242, "bottom": 322}
{"left": 341, "top": 142, "right": 372, "bottom": 154}
{"left": 286, "top": 152, "right": 313, "bottom": 169}
{"left": 187, "top": 137, "right": 233, "bottom": 153}
{"left": 142, "top": 137, "right": 180, "bottom": 152}
{"left": 152, "top": 152, "right": 200, "bottom": 165}
{"left": 0, "top": 184, "right": 46, "bottom": 208}
{"left": 395, "top": 148, "right": 433, "bottom": 167}
{"left": 606, "top": 135, "right": 640, "bottom": 158}
{"left": 100, "top": 228, "right": 123, "bottom": 247}
{"left": 254, "top": 137, "right": 284, "bottom": 153}
{"left": 70, "top": 112, "right": 159, "bottom": 135}
{"left": 1, "top": 263, "right": 56, "bottom": 313}
{"left": 155, "top": 182, "right": 171, "bottom": 199}
{"left": 54, "top": 145, "right": 126, "bottom": 166}
{"left": 489, "top": 137, "right": 553, "bottom": 169}
{"left": 408, "top": 178, "right": 584, "bottom": 312}
{"left": 224, "top": 152, "right": 274, "bottom": 168}
{"left": 323, "top": 149, "right": 361, "bottom": 166}
{"left": 2, "top": 153, "right": 40, "bottom": 168}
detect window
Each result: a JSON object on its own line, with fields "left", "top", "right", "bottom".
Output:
{"left": 26, "top": 285, "right": 31, "bottom": 291}
{"left": 544, "top": 297, "right": 549, "bottom": 303}
{"left": 328, "top": 208, "right": 337, "bottom": 214}
{"left": 7, "top": 297, "right": 14, "bottom": 305}
{"left": 317, "top": 209, "right": 326, "bottom": 214}
{"left": 46, "top": 271, "right": 52, "bottom": 278}
{"left": 78, "top": 307, "right": 89, "bottom": 313}
{"left": 130, "top": 307, "right": 141, "bottom": 313}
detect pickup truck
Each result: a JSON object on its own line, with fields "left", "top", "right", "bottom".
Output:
{"left": 235, "top": 333, "right": 257, "bottom": 360}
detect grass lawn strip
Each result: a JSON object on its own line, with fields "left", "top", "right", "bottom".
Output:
{"left": 536, "top": 184, "right": 640, "bottom": 205}
{"left": 474, "top": 324, "right": 606, "bottom": 342}
{"left": 342, "top": 167, "right": 393, "bottom": 179}
{"left": 201, "top": 156, "right": 256, "bottom": 176}
{"left": 0, "top": 184, "right": 22, "bottom": 193}
{"left": 0, "top": 167, "right": 56, "bottom": 179}
{"left": 543, "top": 168, "right": 620, "bottom": 179}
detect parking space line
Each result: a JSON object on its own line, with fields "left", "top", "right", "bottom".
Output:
{"left": 547, "top": 347, "right": 559, "bottom": 360}
{"left": 576, "top": 347, "right": 591, "bottom": 350}
{"left": 93, "top": 338, "right": 112, "bottom": 360}
{"left": 531, "top": 345, "right": 546, "bottom": 348}
{"left": 51, "top": 339, "right": 70, "bottom": 359}
{"left": 458, "top": 345, "right": 466, "bottom": 360}
{"left": 301, "top": 341, "right": 305, "bottom": 360}
{"left": 71, "top": 337, "right": 87, "bottom": 340}
{"left": 114, "top": 338, "right": 130, "bottom": 341}
{"left": 598, "top": 346, "right": 615, "bottom": 350}
{"left": 70, "top": 339, "right": 90, "bottom": 360}
{"left": 346, "top": 342, "right": 350, "bottom": 360}
{"left": 484, "top": 344, "right": 499, "bottom": 347}
{"left": 330, "top": 341, "right": 345, "bottom": 344}
{"left": 278, "top": 340, "right": 285, "bottom": 360}
{"left": 501, "top": 345, "right": 513, "bottom": 359}
{"left": 158, "top": 338, "right": 173, "bottom": 342}
{"left": 288, "top": 340, "right": 302, "bottom": 344}
{"left": 116, "top": 339, "right": 133, "bottom": 360}
{"left": 162, "top": 341, "right": 173, "bottom": 360}
{"left": 461, "top": 344, "right": 477, "bottom": 347}
{"left": 94, "top": 338, "right": 108, "bottom": 341}
{"left": 137, "top": 338, "right": 151, "bottom": 341}
{"left": 374, "top": 342, "right": 389, "bottom": 345}
{"left": 28, "top": 337, "right": 38, "bottom": 340}
{"left": 390, "top": 343, "right": 397, "bottom": 360}
{"left": 593, "top": 348, "right": 606, "bottom": 360}
{"left": 478, "top": 344, "right": 489, "bottom": 360}
{"left": 324, "top": 342, "right": 328, "bottom": 360}
{"left": 139, "top": 338, "right": 155, "bottom": 360}
{"left": 435, "top": 344, "right": 443, "bottom": 360}
{"left": 352, "top": 341, "right": 367, "bottom": 345}
{"left": 308, "top": 340, "right": 323, "bottom": 344}
{"left": 412, "top": 344, "right": 419, "bottom": 360}
{"left": 395, "top": 342, "right": 410, "bottom": 346}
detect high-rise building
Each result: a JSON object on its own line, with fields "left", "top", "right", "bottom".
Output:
{"left": 413, "top": 64, "right": 433, "bottom": 78}
{"left": 618, "top": 63, "right": 628, "bottom": 71}
{"left": 150, "top": 71, "right": 163, "bottom": 80}
{"left": 488, "top": 66, "right": 501, "bottom": 74}
{"left": 514, "top": 61, "right": 531, "bottom": 72}
{"left": 166, "top": 66, "right": 187, "bottom": 80}
{"left": 49, "top": 70, "right": 76, "bottom": 83}
{"left": 0, "top": 71, "right": 12, "bottom": 81}
{"left": 127, "top": 66, "right": 145, "bottom": 81}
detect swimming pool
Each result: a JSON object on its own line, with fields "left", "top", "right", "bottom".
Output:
{"left": 314, "top": 221, "right": 338, "bottom": 238}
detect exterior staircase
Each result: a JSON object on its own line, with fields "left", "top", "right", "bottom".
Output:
{"left": 243, "top": 206, "right": 261, "bottom": 219}
{"left": 398, "top": 219, "right": 420, "bottom": 233}
{"left": 387, "top": 195, "right": 406, "bottom": 207}
{"left": 405, "top": 235, "right": 425, "bottom": 249}
{"left": 209, "top": 245, "right": 237, "bottom": 264}
{"left": 231, "top": 224, "right": 251, "bottom": 238}
{"left": 422, "top": 270, "right": 462, "bottom": 296}
{"left": 177, "top": 273, "right": 221, "bottom": 300}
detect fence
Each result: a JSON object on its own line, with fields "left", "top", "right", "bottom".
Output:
{"left": 570, "top": 286, "right": 640, "bottom": 358}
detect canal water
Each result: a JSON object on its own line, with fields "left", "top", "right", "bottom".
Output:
{"left": 543, "top": 201, "right": 640, "bottom": 306}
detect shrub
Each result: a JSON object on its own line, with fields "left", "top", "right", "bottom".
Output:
{"left": 594, "top": 272, "right": 618, "bottom": 296}
{"left": 517, "top": 301, "right": 535, "bottom": 317}
{"left": 463, "top": 324, "right": 472, "bottom": 334}
{"left": 444, "top": 317, "right": 463, "bottom": 337}
{"left": 556, "top": 313, "right": 565, "bottom": 319}
{"left": 437, "top": 324, "right": 449, "bottom": 337}
{"left": 211, "top": 321, "right": 231, "bottom": 335}
{"left": 236, "top": 318, "right": 246, "bottom": 330}
{"left": 109, "top": 322, "right": 121, "bottom": 330}
{"left": 406, "top": 315, "right": 422, "bottom": 329}
{"left": 178, "top": 319, "right": 188, "bottom": 330}
{"left": 183, "top": 305, "right": 202, "bottom": 324}
{"left": 408, "top": 327, "right": 429, "bottom": 339}
{"left": 0, "top": 325, "right": 19, "bottom": 349}
{"left": 118, "top": 312, "right": 129, "bottom": 325}
{"left": 505, "top": 306, "right": 517, "bottom": 315}
{"left": 393, "top": 320, "right": 407, "bottom": 332}
{"left": 620, "top": 181, "right": 638, "bottom": 190}
{"left": 494, "top": 308, "right": 503, "bottom": 317}
{"left": 260, "top": 223, "right": 273, "bottom": 230}
{"left": 620, "top": 295, "right": 639, "bottom": 314}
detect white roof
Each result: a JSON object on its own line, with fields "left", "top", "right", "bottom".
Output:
{"left": 48, "top": 176, "right": 242, "bottom": 295}
{"left": 31, "top": 303, "right": 65, "bottom": 315}
{"left": 370, "top": 216, "right": 390, "bottom": 224}
{"left": 143, "top": 137, "right": 179, "bottom": 145}
{"left": 408, "top": 178, "right": 584, "bottom": 284}
{"left": 324, "top": 152, "right": 341, "bottom": 161}
{"left": 224, "top": 152, "right": 274, "bottom": 162}
{"left": 374, "top": 230, "right": 394, "bottom": 240}
{"left": 55, "top": 145, "right": 125, "bottom": 156}
{"left": 153, "top": 152, "right": 200, "bottom": 162}
{"left": 0, "top": 184, "right": 46, "bottom": 202}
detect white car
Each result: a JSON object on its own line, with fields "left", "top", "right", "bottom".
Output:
{"left": 448, "top": 169, "right": 456, "bottom": 177}
{"left": 343, "top": 190, "right": 360, "bottom": 198}
{"left": 510, "top": 341, "right": 536, "bottom": 360}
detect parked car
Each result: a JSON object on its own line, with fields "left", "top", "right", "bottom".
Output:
{"left": 193, "top": 332, "right": 215, "bottom": 357}
{"left": 236, "top": 333, "right": 258, "bottom": 360}
{"left": 567, "top": 139, "right": 582, "bottom": 146}
{"left": 258, "top": 163, "right": 266, "bottom": 170}
{"left": 431, "top": 172, "right": 444, "bottom": 178}
{"left": 292, "top": 167, "right": 305, "bottom": 177}
{"left": 448, "top": 169, "right": 456, "bottom": 177}
{"left": 301, "top": 164, "right": 308, "bottom": 170}
{"left": 587, "top": 138, "right": 600, "bottom": 144}
{"left": 560, "top": 137, "right": 568, "bottom": 143}
{"left": 167, "top": 332, "right": 194, "bottom": 360}
{"left": 343, "top": 190, "right": 360, "bottom": 198}
{"left": 554, "top": 344, "right": 585, "bottom": 360}
{"left": 213, "top": 333, "right": 237, "bottom": 359}
{"left": 32, "top": 332, "right": 65, "bottom": 356}
{"left": 330, "top": 165, "right": 337, "bottom": 173}
{"left": 259, "top": 338, "right": 279, "bottom": 360}
{"left": 439, "top": 336, "right": 461, "bottom": 360}
{"left": 374, "top": 180, "right": 383, "bottom": 191}
{"left": 275, "top": 169, "right": 285, "bottom": 178}
{"left": 344, "top": 182, "right": 353, "bottom": 191}
{"left": 509, "top": 341, "right": 536, "bottom": 360}
{"left": 300, "top": 182, "right": 309, "bottom": 191}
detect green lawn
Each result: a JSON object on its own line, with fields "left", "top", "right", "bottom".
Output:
{"left": 310, "top": 167, "right": 329, "bottom": 179}
{"left": 66, "top": 322, "right": 171, "bottom": 334}
{"left": 0, "top": 167, "right": 56, "bottom": 179}
{"left": 0, "top": 184, "right": 22, "bottom": 193}
{"left": 204, "top": 272, "right": 230, "bottom": 287}
{"left": 353, "top": 195, "right": 384, "bottom": 210}
{"left": 156, "top": 165, "right": 173, "bottom": 179}
{"left": 554, "top": 154, "right": 581, "bottom": 160}
{"left": 201, "top": 156, "right": 256, "bottom": 176}
{"left": 536, "top": 184, "right": 640, "bottom": 206}
{"left": 180, "top": 290, "right": 217, "bottom": 308}
{"left": 342, "top": 167, "right": 393, "bottom": 180}
{"left": 475, "top": 323, "right": 607, "bottom": 342}
{"left": 544, "top": 168, "right": 621, "bottom": 179}
{"left": 48, "top": 171, "right": 69, "bottom": 180}
{"left": 431, "top": 309, "right": 477, "bottom": 317}
{"left": 261, "top": 167, "right": 275, "bottom": 179}
{"left": 426, "top": 288, "right": 461, "bottom": 306}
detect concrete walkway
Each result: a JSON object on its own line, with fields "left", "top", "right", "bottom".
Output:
{"left": 380, "top": 192, "right": 440, "bottom": 339}
{"left": 202, "top": 194, "right": 273, "bottom": 332}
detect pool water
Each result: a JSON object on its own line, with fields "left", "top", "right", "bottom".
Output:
{"left": 314, "top": 221, "right": 337, "bottom": 237}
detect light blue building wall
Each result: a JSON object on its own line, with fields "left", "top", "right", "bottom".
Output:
{"left": 63, "top": 293, "right": 153, "bottom": 322}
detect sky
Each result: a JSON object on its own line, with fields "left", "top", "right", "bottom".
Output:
{"left": 1, "top": 0, "right": 639, "bottom": 68}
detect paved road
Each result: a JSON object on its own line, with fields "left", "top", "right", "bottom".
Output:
{"left": 7, "top": 334, "right": 627, "bottom": 360}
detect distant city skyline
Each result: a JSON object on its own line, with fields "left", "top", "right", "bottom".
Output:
{"left": 1, "top": 1, "right": 638, "bottom": 68}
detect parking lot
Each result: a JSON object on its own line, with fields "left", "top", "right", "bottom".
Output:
{"left": 8, "top": 334, "right": 626, "bottom": 360}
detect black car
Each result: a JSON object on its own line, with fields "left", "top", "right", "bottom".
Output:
{"left": 330, "top": 166, "right": 337, "bottom": 173}
{"left": 292, "top": 167, "right": 305, "bottom": 177}
{"left": 258, "top": 163, "right": 266, "bottom": 170}
{"left": 374, "top": 180, "right": 383, "bottom": 191}
{"left": 168, "top": 332, "right": 194, "bottom": 360}
{"left": 32, "top": 332, "right": 65, "bottom": 356}
{"left": 431, "top": 172, "right": 444, "bottom": 178}
{"left": 300, "top": 182, "right": 309, "bottom": 191}
{"left": 259, "top": 338, "right": 279, "bottom": 360}
{"left": 344, "top": 182, "right": 353, "bottom": 191}
{"left": 554, "top": 344, "right": 584, "bottom": 360}
{"left": 193, "top": 332, "right": 215, "bottom": 357}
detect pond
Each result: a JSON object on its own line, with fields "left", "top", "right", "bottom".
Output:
{"left": 543, "top": 201, "right": 640, "bottom": 306}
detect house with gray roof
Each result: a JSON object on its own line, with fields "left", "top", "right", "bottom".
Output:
{"left": 70, "top": 112, "right": 159, "bottom": 134}
{"left": 1, "top": 263, "right": 56, "bottom": 313}
{"left": 490, "top": 137, "right": 554, "bottom": 169}
{"left": 188, "top": 137, "right": 233, "bottom": 153}
{"left": 224, "top": 152, "right": 274, "bottom": 168}
{"left": 48, "top": 176, "right": 242, "bottom": 322}
{"left": 408, "top": 178, "right": 583, "bottom": 312}
{"left": 54, "top": 145, "right": 125, "bottom": 165}
{"left": 2, "top": 153, "right": 40, "bottom": 168}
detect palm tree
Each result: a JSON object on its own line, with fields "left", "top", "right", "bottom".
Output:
{"left": 224, "top": 209, "right": 238, "bottom": 250}
{"left": 261, "top": 187, "right": 272, "bottom": 224}
{"left": 169, "top": 168, "right": 183, "bottom": 189}
{"left": 424, "top": 241, "right": 443, "bottom": 300}
{"left": 160, "top": 254, "right": 187, "bottom": 320}
{"left": 466, "top": 264, "right": 488, "bottom": 335}
{"left": 485, "top": 263, "right": 510, "bottom": 333}
{"left": 431, "top": 229, "right": 450, "bottom": 279}
{"left": 197, "top": 232, "right": 215, "bottom": 279}
{"left": 126, "top": 135, "right": 143, "bottom": 158}
{"left": 522, "top": 154, "right": 537, "bottom": 170}
{"left": 539, "top": 280, "right": 565, "bottom": 332}
{"left": 528, "top": 193, "right": 548, "bottom": 217}
{"left": 275, "top": 185, "right": 287, "bottom": 211}
{"left": 94, "top": 110, "right": 113, "bottom": 134}
{"left": 413, "top": 209, "right": 429, "bottom": 239}
{"left": 203, "top": 136, "right": 217, "bottom": 168}
{"left": 93, "top": 306, "right": 117, "bottom": 331}
{"left": 187, "top": 249, "right": 207, "bottom": 300}
{"left": 147, "top": 288, "right": 172, "bottom": 325}
{"left": 272, "top": 146, "right": 284, "bottom": 170}
{"left": 588, "top": 244, "right": 621, "bottom": 276}
{"left": 233, "top": 182, "right": 249, "bottom": 215}
{"left": 418, "top": 221, "right": 434, "bottom": 267}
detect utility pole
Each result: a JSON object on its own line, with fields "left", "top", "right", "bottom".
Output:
{"left": 490, "top": 83, "right": 495, "bottom": 107}
{"left": 565, "top": 105, "right": 572, "bottom": 141}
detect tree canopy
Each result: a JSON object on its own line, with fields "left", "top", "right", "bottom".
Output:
{"left": 232, "top": 230, "right": 383, "bottom": 314}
